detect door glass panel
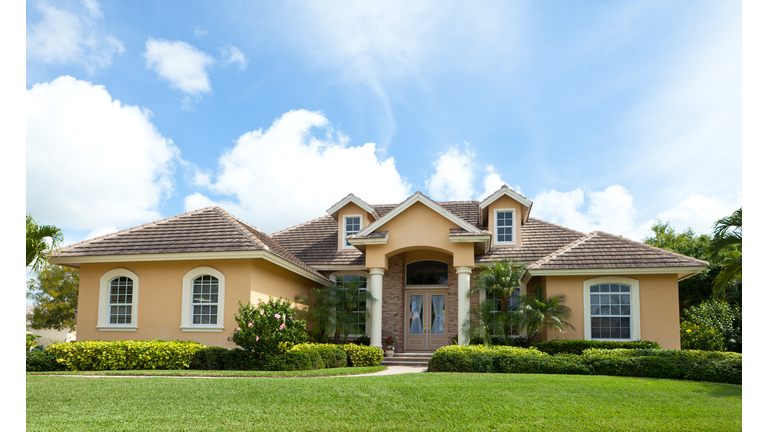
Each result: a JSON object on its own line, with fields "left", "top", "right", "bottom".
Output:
{"left": 409, "top": 295, "right": 424, "bottom": 335}
{"left": 431, "top": 294, "right": 445, "bottom": 335}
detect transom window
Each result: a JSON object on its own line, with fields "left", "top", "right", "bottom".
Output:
{"left": 406, "top": 261, "right": 448, "bottom": 285}
{"left": 589, "top": 283, "right": 631, "bottom": 339}
{"left": 495, "top": 209, "right": 515, "bottom": 244}
{"left": 192, "top": 275, "right": 219, "bottom": 325}
{"left": 109, "top": 277, "right": 133, "bottom": 325}
{"left": 343, "top": 216, "right": 361, "bottom": 248}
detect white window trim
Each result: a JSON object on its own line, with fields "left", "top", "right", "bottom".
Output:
{"left": 583, "top": 276, "right": 641, "bottom": 341}
{"left": 333, "top": 272, "right": 369, "bottom": 338}
{"left": 181, "top": 267, "right": 226, "bottom": 332}
{"left": 98, "top": 268, "right": 139, "bottom": 331}
{"left": 342, "top": 214, "right": 363, "bottom": 250}
{"left": 493, "top": 208, "right": 516, "bottom": 246}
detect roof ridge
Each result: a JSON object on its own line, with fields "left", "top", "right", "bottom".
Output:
{"left": 269, "top": 214, "right": 332, "bottom": 237}
{"left": 593, "top": 231, "right": 710, "bottom": 266}
{"left": 528, "top": 231, "right": 599, "bottom": 269}
{"left": 212, "top": 207, "right": 266, "bottom": 251}
{"left": 54, "top": 207, "right": 216, "bottom": 253}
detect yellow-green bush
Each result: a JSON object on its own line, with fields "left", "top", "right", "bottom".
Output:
{"left": 341, "top": 344, "right": 382, "bottom": 367}
{"left": 46, "top": 340, "right": 206, "bottom": 371}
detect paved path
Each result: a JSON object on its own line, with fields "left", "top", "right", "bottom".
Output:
{"left": 38, "top": 366, "right": 428, "bottom": 379}
{"left": 335, "top": 366, "right": 427, "bottom": 377}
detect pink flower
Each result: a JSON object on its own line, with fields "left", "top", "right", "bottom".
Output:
{"left": 248, "top": 322, "right": 253, "bottom": 327}
{"left": 255, "top": 335, "right": 259, "bottom": 341}
{"left": 280, "top": 324, "right": 286, "bottom": 330}
{"left": 236, "top": 327, "right": 241, "bottom": 332}
{"left": 274, "top": 314, "right": 281, "bottom": 319}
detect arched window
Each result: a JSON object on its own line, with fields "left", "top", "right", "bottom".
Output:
{"left": 181, "top": 267, "right": 226, "bottom": 332}
{"left": 406, "top": 261, "right": 448, "bottom": 285}
{"left": 98, "top": 269, "right": 139, "bottom": 331}
{"left": 583, "top": 277, "right": 640, "bottom": 341}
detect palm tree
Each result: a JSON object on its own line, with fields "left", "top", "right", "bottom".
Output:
{"left": 26, "top": 214, "right": 63, "bottom": 273}
{"left": 462, "top": 298, "right": 510, "bottom": 346}
{"left": 709, "top": 208, "right": 742, "bottom": 300}
{"left": 466, "top": 259, "right": 526, "bottom": 342}
{"left": 509, "top": 284, "right": 574, "bottom": 347}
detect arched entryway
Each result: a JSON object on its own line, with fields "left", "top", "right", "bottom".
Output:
{"left": 404, "top": 260, "right": 451, "bottom": 351}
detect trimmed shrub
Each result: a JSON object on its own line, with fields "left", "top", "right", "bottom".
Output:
{"left": 46, "top": 340, "right": 205, "bottom": 371}
{"left": 532, "top": 340, "right": 661, "bottom": 355}
{"left": 291, "top": 343, "right": 347, "bottom": 369}
{"left": 493, "top": 352, "right": 591, "bottom": 375}
{"left": 428, "top": 345, "right": 547, "bottom": 373}
{"left": 190, "top": 347, "right": 260, "bottom": 370}
{"left": 26, "top": 350, "right": 66, "bottom": 372}
{"left": 341, "top": 344, "right": 382, "bottom": 367}
{"left": 260, "top": 349, "right": 323, "bottom": 371}
{"left": 232, "top": 297, "right": 308, "bottom": 360}
{"left": 468, "top": 336, "right": 529, "bottom": 347}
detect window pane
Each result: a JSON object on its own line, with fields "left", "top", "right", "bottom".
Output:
{"left": 406, "top": 261, "right": 448, "bottom": 285}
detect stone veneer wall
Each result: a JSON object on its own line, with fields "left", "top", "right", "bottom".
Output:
{"left": 382, "top": 254, "right": 405, "bottom": 352}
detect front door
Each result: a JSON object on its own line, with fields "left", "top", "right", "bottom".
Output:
{"left": 405, "top": 291, "right": 449, "bottom": 351}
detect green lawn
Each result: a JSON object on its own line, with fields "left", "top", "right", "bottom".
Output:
{"left": 27, "top": 372, "right": 741, "bottom": 431}
{"left": 27, "top": 366, "right": 386, "bottom": 378}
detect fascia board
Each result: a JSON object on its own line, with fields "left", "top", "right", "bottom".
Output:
{"left": 356, "top": 193, "right": 481, "bottom": 237}
{"left": 326, "top": 195, "right": 379, "bottom": 220}
{"left": 527, "top": 266, "right": 708, "bottom": 280}
{"left": 479, "top": 188, "right": 533, "bottom": 210}
{"left": 49, "top": 250, "right": 333, "bottom": 286}
{"left": 348, "top": 236, "right": 388, "bottom": 245}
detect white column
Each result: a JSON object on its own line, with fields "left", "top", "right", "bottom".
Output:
{"left": 368, "top": 268, "right": 385, "bottom": 349}
{"left": 456, "top": 267, "right": 472, "bottom": 346}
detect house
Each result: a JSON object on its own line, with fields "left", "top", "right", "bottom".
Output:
{"left": 48, "top": 185, "right": 708, "bottom": 351}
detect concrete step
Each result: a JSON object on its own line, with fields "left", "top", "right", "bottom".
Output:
{"left": 381, "top": 351, "right": 434, "bottom": 367}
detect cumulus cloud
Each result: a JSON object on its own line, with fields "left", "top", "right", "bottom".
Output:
{"left": 26, "top": 0, "right": 125, "bottom": 72}
{"left": 144, "top": 38, "right": 215, "bottom": 95}
{"left": 425, "top": 146, "right": 476, "bottom": 201}
{"left": 634, "top": 194, "right": 742, "bottom": 239}
{"left": 186, "top": 110, "right": 412, "bottom": 233}
{"left": 26, "top": 76, "right": 180, "bottom": 233}
{"left": 194, "top": 26, "right": 208, "bottom": 38}
{"left": 220, "top": 45, "right": 247, "bottom": 70}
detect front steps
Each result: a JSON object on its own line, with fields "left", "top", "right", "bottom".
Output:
{"left": 381, "top": 351, "right": 433, "bottom": 367}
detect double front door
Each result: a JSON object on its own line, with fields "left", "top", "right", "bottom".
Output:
{"left": 405, "top": 290, "right": 450, "bottom": 351}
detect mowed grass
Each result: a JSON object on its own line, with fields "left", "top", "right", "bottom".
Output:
{"left": 27, "top": 373, "right": 741, "bottom": 431}
{"left": 27, "top": 366, "right": 386, "bottom": 378}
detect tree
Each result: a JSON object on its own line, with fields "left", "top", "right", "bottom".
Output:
{"left": 296, "top": 275, "right": 376, "bottom": 344}
{"left": 709, "top": 208, "right": 742, "bottom": 300}
{"left": 510, "top": 284, "right": 574, "bottom": 347}
{"left": 26, "top": 264, "right": 79, "bottom": 331}
{"left": 26, "top": 214, "right": 63, "bottom": 273}
{"left": 466, "top": 259, "right": 526, "bottom": 342}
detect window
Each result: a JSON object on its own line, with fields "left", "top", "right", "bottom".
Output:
{"left": 583, "top": 277, "right": 640, "bottom": 341}
{"left": 406, "top": 261, "right": 448, "bottom": 285}
{"left": 98, "top": 268, "right": 139, "bottom": 331}
{"left": 336, "top": 275, "right": 368, "bottom": 336}
{"left": 181, "top": 267, "right": 226, "bottom": 332}
{"left": 343, "top": 215, "right": 362, "bottom": 248}
{"left": 485, "top": 288, "right": 520, "bottom": 336}
{"left": 494, "top": 209, "right": 515, "bottom": 245}
{"left": 109, "top": 277, "right": 133, "bottom": 324}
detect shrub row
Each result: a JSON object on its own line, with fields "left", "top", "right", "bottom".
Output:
{"left": 340, "top": 343, "right": 383, "bottom": 367}
{"left": 26, "top": 351, "right": 66, "bottom": 372}
{"left": 45, "top": 340, "right": 205, "bottom": 371}
{"left": 532, "top": 340, "right": 661, "bottom": 355}
{"left": 428, "top": 346, "right": 741, "bottom": 384}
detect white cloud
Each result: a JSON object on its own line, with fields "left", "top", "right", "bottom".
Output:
{"left": 425, "top": 146, "right": 476, "bottom": 201}
{"left": 187, "top": 110, "right": 412, "bottom": 233}
{"left": 533, "top": 185, "right": 637, "bottom": 238}
{"left": 194, "top": 26, "right": 208, "bottom": 38}
{"left": 26, "top": 0, "right": 125, "bottom": 73}
{"left": 635, "top": 194, "right": 742, "bottom": 239}
{"left": 144, "top": 38, "right": 215, "bottom": 95}
{"left": 220, "top": 45, "right": 247, "bottom": 70}
{"left": 26, "top": 76, "right": 180, "bottom": 233}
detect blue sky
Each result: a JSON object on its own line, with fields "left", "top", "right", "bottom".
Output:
{"left": 25, "top": 0, "right": 742, "bottom": 250}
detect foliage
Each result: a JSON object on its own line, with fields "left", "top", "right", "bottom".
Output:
{"left": 681, "top": 299, "right": 741, "bottom": 352}
{"left": 509, "top": 284, "right": 574, "bottom": 346}
{"left": 26, "top": 265, "right": 79, "bottom": 331}
{"left": 531, "top": 339, "right": 660, "bottom": 355}
{"left": 464, "top": 298, "right": 511, "bottom": 346}
{"left": 231, "top": 297, "right": 308, "bottom": 359}
{"left": 290, "top": 343, "right": 348, "bottom": 368}
{"left": 709, "top": 208, "right": 742, "bottom": 300}
{"left": 26, "top": 214, "right": 64, "bottom": 273}
{"left": 260, "top": 349, "right": 324, "bottom": 371}
{"left": 189, "top": 347, "right": 260, "bottom": 370}
{"left": 296, "top": 276, "right": 375, "bottom": 344}
{"left": 468, "top": 335, "right": 529, "bottom": 347}
{"left": 27, "top": 334, "right": 41, "bottom": 351}
{"left": 27, "top": 350, "right": 66, "bottom": 372}
{"left": 427, "top": 345, "right": 546, "bottom": 373}
{"left": 46, "top": 340, "right": 206, "bottom": 371}
{"left": 340, "top": 344, "right": 382, "bottom": 367}
{"left": 464, "top": 259, "right": 526, "bottom": 343}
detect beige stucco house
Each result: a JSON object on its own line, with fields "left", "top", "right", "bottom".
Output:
{"left": 49, "top": 185, "right": 708, "bottom": 351}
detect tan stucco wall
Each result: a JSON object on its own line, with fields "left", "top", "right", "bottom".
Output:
{"left": 365, "top": 202, "right": 475, "bottom": 269}
{"left": 78, "top": 258, "right": 318, "bottom": 347}
{"left": 487, "top": 195, "right": 524, "bottom": 247}
{"left": 337, "top": 203, "right": 375, "bottom": 250}
{"left": 542, "top": 274, "right": 681, "bottom": 349}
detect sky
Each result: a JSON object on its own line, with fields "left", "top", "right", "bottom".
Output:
{"left": 24, "top": 0, "right": 742, "bottom": 255}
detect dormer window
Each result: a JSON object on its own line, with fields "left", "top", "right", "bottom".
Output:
{"left": 343, "top": 215, "right": 362, "bottom": 249}
{"left": 495, "top": 209, "right": 515, "bottom": 245}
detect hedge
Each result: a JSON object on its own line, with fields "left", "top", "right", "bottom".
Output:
{"left": 340, "top": 344, "right": 382, "bottom": 367}
{"left": 189, "top": 347, "right": 260, "bottom": 370}
{"left": 290, "top": 343, "right": 347, "bottom": 369}
{"left": 26, "top": 351, "right": 66, "bottom": 372}
{"left": 427, "top": 345, "right": 742, "bottom": 384}
{"left": 260, "top": 349, "right": 324, "bottom": 371}
{"left": 45, "top": 340, "right": 206, "bottom": 371}
{"left": 532, "top": 340, "right": 660, "bottom": 355}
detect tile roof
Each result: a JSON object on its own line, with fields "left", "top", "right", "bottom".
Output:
{"left": 53, "top": 207, "right": 328, "bottom": 281}
{"left": 527, "top": 231, "right": 710, "bottom": 271}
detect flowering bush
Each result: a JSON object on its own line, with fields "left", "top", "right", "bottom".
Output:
{"left": 231, "top": 297, "right": 308, "bottom": 359}
{"left": 680, "top": 321, "right": 726, "bottom": 351}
